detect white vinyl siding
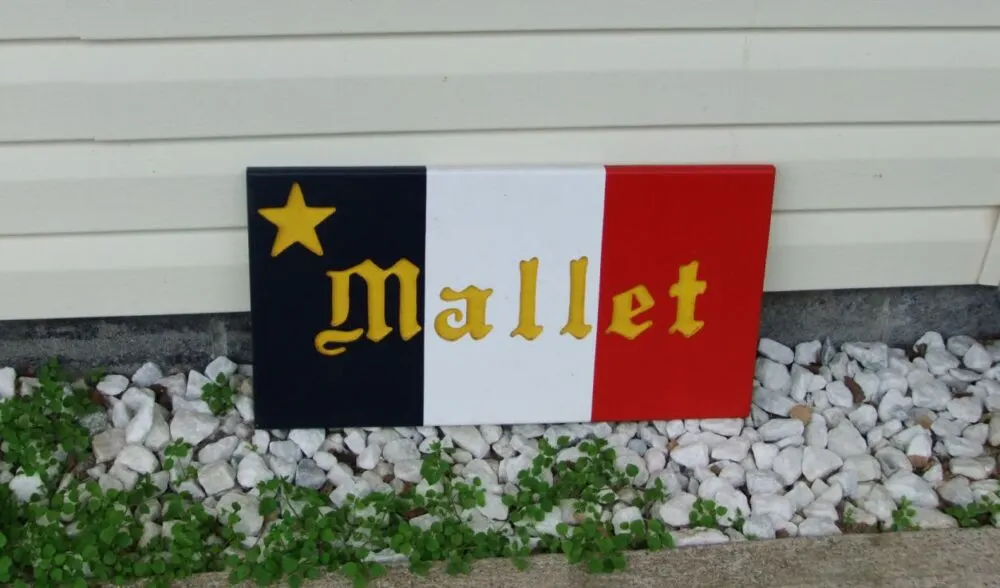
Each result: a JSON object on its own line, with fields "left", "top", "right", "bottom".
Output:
{"left": 1, "top": 2, "right": 999, "bottom": 320}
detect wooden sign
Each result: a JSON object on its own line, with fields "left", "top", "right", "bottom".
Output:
{"left": 246, "top": 165, "right": 776, "bottom": 429}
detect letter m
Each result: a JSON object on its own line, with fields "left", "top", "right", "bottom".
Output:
{"left": 327, "top": 259, "right": 422, "bottom": 343}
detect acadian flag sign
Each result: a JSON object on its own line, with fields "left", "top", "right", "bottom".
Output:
{"left": 246, "top": 165, "right": 776, "bottom": 429}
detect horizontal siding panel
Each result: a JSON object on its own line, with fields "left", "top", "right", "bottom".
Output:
{"left": 3, "top": 31, "right": 1000, "bottom": 141}
{"left": 5, "top": 1, "right": 1000, "bottom": 40}
{"left": 977, "top": 217, "right": 1000, "bottom": 286}
{"left": 0, "top": 0, "right": 76, "bottom": 40}
{"left": 763, "top": 208, "right": 998, "bottom": 291}
{"left": 0, "top": 230, "right": 250, "bottom": 320}
{"left": 2, "top": 124, "right": 998, "bottom": 236}
{"left": 0, "top": 208, "right": 993, "bottom": 320}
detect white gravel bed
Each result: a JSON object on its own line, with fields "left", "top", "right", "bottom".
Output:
{"left": 3, "top": 331, "right": 1000, "bottom": 565}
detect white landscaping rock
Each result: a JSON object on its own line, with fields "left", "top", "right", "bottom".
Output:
{"left": 786, "top": 482, "right": 815, "bottom": 512}
{"left": 789, "top": 366, "right": 812, "bottom": 402}
{"left": 268, "top": 456, "right": 297, "bottom": 481}
{"left": 853, "top": 372, "right": 881, "bottom": 403}
{"left": 801, "top": 447, "right": 844, "bottom": 481}
{"left": 878, "top": 390, "right": 912, "bottom": 423}
{"left": 963, "top": 344, "right": 993, "bottom": 373}
{"left": 115, "top": 445, "right": 159, "bottom": 474}
{"left": 746, "top": 471, "right": 784, "bottom": 496}
{"left": 798, "top": 517, "right": 842, "bottom": 537}
{"left": 357, "top": 445, "right": 382, "bottom": 470}
{"left": 344, "top": 430, "right": 367, "bottom": 454}
{"left": 825, "top": 382, "right": 854, "bottom": 409}
{"left": 145, "top": 411, "right": 171, "bottom": 452}
{"left": 269, "top": 440, "right": 303, "bottom": 462}
{"left": 97, "top": 374, "right": 130, "bottom": 397}
{"left": 911, "top": 507, "right": 958, "bottom": 529}
{"left": 843, "top": 342, "right": 888, "bottom": 371}
{"left": 950, "top": 457, "right": 995, "bottom": 481}
{"left": 924, "top": 348, "right": 960, "bottom": 375}
{"left": 442, "top": 426, "right": 490, "bottom": 459}
{"left": 848, "top": 405, "right": 878, "bottom": 435}
{"left": 806, "top": 416, "right": 828, "bottom": 448}
{"left": 885, "top": 471, "right": 939, "bottom": 508}
{"left": 795, "top": 341, "right": 821, "bottom": 365}
{"left": 234, "top": 396, "right": 254, "bottom": 422}
{"left": 750, "top": 494, "right": 794, "bottom": 522}
{"left": 752, "top": 442, "right": 780, "bottom": 470}
{"left": 93, "top": 428, "right": 126, "bottom": 463}
{"left": 937, "top": 477, "right": 975, "bottom": 506}
{"left": 714, "top": 488, "right": 750, "bottom": 526}
{"left": 170, "top": 410, "right": 219, "bottom": 445}
{"left": 965, "top": 424, "right": 989, "bottom": 446}
{"left": 700, "top": 419, "right": 743, "bottom": 437}
{"left": 712, "top": 438, "right": 751, "bottom": 462}
{"left": 611, "top": 506, "right": 643, "bottom": 535}
{"left": 743, "top": 515, "right": 777, "bottom": 539}
{"left": 911, "top": 377, "right": 952, "bottom": 410}
{"left": 383, "top": 439, "right": 421, "bottom": 464}
{"left": 217, "top": 492, "right": 264, "bottom": 536}
{"left": 989, "top": 414, "right": 1000, "bottom": 447}
{"left": 480, "top": 425, "right": 503, "bottom": 445}
{"left": 184, "top": 370, "right": 211, "bottom": 400}
{"left": 759, "top": 419, "right": 804, "bottom": 442}
{"left": 199, "top": 436, "right": 239, "bottom": 463}
{"left": 645, "top": 448, "right": 667, "bottom": 474}
{"left": 658, "top": 493, "right": 697, "bottom": 527}
{"left": 205, "top": 356, "right": 238, "bottom": 382}
{"left": 759, "top": 339, "right": 794, "bottom": 365}
{"left": 295, "top": 460, "right": 327, "bottom": 489}
{"left": 906, "top": 432, "right": 933, "bottom": 462}
{"left": 841, "top": 455, "right": 880, "bottom": 482}
{"left": 673, "top": 528, "right": 729, "bottom": 547}
{"left": 237, "top": 453, "right": 274, "bottom": 489}
{"left": 198, "top": 461, "right": 236, "bottom": 495}
{"left": 288, "top": 429, "right": 326, "bottom": 458}
{"left": 827, "top": 420, "right": 867, "bottom": 459}
{"left": 772, "top": 447, "right": 803, "bottom": 486}
{"left": 755, "top": 359, "right": 791, "bottom": 392}
{"left": 0, "top": 367, "right": 17, "bottom": 400}
{"left": 753, "top": 388, "right": 795, "bottom": 417}
{"left": 944, "top": 436, "right": 983, "bottom": 458}
{"left": 125, "top": 402, "right": 154, "bottom": 445}
{"left": 948, "top": 396, "right": 983, "bottom": 424}
{"left": 672, "top": 442, "right": 710, "bottom": 469}
{"left": 131, "top": 362, "right": 164, "bottom": 388}
{"left": 861, "top": 484, "right": 897, "bottom": 523}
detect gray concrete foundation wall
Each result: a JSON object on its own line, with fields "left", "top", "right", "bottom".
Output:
{"left": 3, "top": 285, "right": 1000, "bottom": 374}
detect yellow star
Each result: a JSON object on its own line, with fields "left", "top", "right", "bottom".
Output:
{"left": 257, "top": 182, "right": 337, "bottom": 258}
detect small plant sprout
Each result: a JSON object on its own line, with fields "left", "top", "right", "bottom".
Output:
{"left": 201, "top": 373, "right": 236, "bottom": 415}
{"left": 689, "top": 498, "right": 727, "bottom": 529}
{"left": 943, "top": 491, "right": 1000, "bottom": 528}
{"left": 890, "top": 497, "right": 918, "bottom": 532}
{"left": 843, "top": 506, "right": 856, "bottom": 527}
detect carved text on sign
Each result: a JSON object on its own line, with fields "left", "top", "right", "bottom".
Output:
{"left": 313, "top": 256, "right": 706, "bottom": 356}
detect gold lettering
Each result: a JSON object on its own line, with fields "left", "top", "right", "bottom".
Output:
{"left": 560, "top": 256, "right": 592, "bottom": 339}
{"left": 315, "top": 329, "right": 363, "bottom": 356}
{"left": 669, "top": 261, "right": 707, "bottom": 337}
{"left": 434, "top": 286, "right": 494, "bottom": 341}
{"left": 510, "top": 257, "right": 543, "bottom": 340}
{"left": 314, "top": 258, "right": 421, "bottom": 355}
{"left": 606, "top": 285, "right": 655, "bottom": 339}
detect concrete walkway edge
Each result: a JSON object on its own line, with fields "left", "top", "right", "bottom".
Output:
{"left": 174, "top": 528, "right": 1000, "bottom": 588}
